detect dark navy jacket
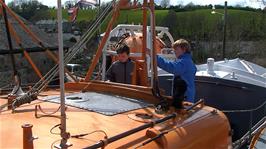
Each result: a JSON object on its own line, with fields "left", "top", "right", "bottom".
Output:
{"left": 157, "top": 53, "right": 197, "bottom": 102}
{"left": 106, "top": 59, "right": 134, "bottom": 84}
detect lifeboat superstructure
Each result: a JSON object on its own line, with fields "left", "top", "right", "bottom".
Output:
{"left": 1, "top": 0, "right": 233, "bottom": 148}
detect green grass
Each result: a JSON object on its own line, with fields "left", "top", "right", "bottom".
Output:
{"left": 48, "top": 9, "right": 168, "bottom": 24}
{"left": 47, "top": 8, "right": 265, "bottom": 40}
{"left": 48, "top": 9, "right": 169, "bottom": 32}
{"left": 47, "top": 8, "right": 264, "bottom": 25}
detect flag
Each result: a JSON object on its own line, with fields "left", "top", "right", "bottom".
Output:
{"left": 68, "top": 4, "right": 79, "bottom": 22}
{"left": 67, "top": 0, "right": 98, "bottom": 22}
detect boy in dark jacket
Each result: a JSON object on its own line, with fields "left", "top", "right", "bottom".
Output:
{"left": 106, "top": 44, "right": 135, "bottom": 84}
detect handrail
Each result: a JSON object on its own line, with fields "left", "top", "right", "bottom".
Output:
{"left": 221, "top": 100, "right": 266, "bottom": 149}
{"left": 233, "top": 117, "right": 266, "bottom": 149}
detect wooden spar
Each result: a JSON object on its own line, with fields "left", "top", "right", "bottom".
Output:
{"left": 6, "top": 21, "right": 44, "bottom": 80}
{"left": 22, "top": 51, "right": 44, "bottom": 80}
{"left": 84, "top": 3, "right": 120, "bottom": 81}
{"left": 141, "top": 0, "right": 149, "bottom": 86}
{"left": 0, "top": 0, "right": 77, "bottom": 82}
{"left": 142, "top": 0, "right": 147, "bottom": 60}
{"left": 7, "top": 21, "right": 43, "bottom": 79}
{"left": 2, "top": 0, "right": 17, "bottom": 76}
{"left": 89, "top": 80, "right": 154, "bottom": 92}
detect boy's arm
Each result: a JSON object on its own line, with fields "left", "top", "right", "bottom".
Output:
{"left": 157, "top": 55, "right": 185, "bottom": 75}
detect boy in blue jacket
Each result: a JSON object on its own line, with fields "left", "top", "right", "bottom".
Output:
{"left": 157, "top": 39, "right": 197, "bottom": 109}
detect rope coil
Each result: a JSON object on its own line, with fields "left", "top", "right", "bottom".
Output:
{"left": 12, "top": 92, "right": 37, "bottom": 109}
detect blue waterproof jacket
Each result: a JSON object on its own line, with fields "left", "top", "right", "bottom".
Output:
{"left": 157, "top": 53, "right": 197, "bottom": 102}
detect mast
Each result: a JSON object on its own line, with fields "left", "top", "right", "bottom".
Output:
{"left": 55, "top": 0, "right": 71, "bottom": 148}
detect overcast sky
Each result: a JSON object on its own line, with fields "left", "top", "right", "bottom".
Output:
{"left": 4, "top": 0, "right": 265, "bottom": 8}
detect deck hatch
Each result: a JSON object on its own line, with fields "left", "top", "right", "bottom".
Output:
{"left": 41, "top": 92, "right": 152, "bottom": 116}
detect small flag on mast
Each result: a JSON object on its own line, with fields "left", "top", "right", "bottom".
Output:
{"left": 68, "top": 0, "right": 98, "bottom": 22}
{"left": 68, "top": 4, "right": 79, "bottom": 22}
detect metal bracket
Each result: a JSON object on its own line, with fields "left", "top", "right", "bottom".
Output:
{"left": 34, "top": 104, "right": 66, "bottom": 119}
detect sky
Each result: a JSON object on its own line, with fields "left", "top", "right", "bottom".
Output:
{"left": 4, "top": 0, "right": 266, "bottom": 9}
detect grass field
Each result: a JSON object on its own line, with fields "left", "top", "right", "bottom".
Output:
{"left": 48, "top": 8, "right": 265, "bottom": 40}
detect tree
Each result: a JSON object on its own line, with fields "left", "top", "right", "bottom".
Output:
{"left": 186, "top": 2, "right": 194, "bottom": 7}
{"left": 30, "top": 9, "right": 51, "bottom": 22}
{"left": 8, "top": 0, "right": 48, "bottom": 20}
{"left": 160, "top": 0, "right": 170, "bottom": 8}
